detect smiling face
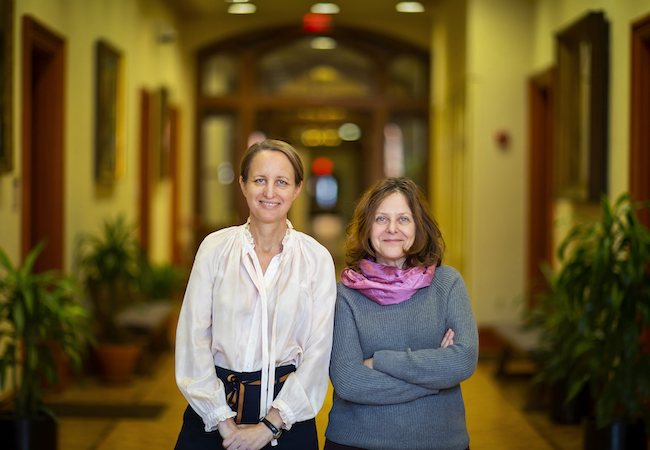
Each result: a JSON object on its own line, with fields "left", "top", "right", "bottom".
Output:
{"left": 370, "top": 192, "right": 416, "bottom": 268}
{"left": 239, "top": 149, "right": 302, "bottom": 226}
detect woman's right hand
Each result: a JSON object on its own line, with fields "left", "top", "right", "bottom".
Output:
{"left": 440, "top": 328, "right": 455, "bottom": 347}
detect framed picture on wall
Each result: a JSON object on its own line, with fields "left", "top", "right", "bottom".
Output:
{"left": 94, "top": 39, "right": 124, "bottom": 184}
{"left": 554, "top": 11, "right": 609, "bottom": 202}
{"left": 0, "top": 0, "right": 13, "bottom": 173}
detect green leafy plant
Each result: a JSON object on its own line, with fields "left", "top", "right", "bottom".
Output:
{"left": 138, "top": 259, "right": 185, "bottom": 301}
{"left": 529, "top": 193, "right": 650, "bottom": 429}
{"left": 75, "top": 215, "right": 142, "bottom": 343}
{"left": 0, "top": 242, "right": 93, "bottom": 417}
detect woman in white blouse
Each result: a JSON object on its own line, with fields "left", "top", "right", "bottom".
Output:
{"left": 174, "top": 139, "right": 337, "bottom": 450}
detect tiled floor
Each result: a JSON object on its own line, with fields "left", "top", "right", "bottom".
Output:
{"left": 42, "top": 344, "right": 593, "bottom": 449}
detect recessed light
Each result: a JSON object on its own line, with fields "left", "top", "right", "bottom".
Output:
{"left": 311, "top": 37, "right": 337, "bottom": 50}
{"left": 228, "top": 3, "right": 256, "bottom": 14}
{"left": 311, "top": 3, "right": 340, "bottom": 14}
{"left": 396, "top": 2, "right": 424, "bottom": 13}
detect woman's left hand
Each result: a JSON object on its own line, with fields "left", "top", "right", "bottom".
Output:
{"left": 363, "top": 357, "right": 374, "bottom": 369}
{"left": 221, "top": 423, "right": 273, "bottom": 450}
{"left": 440, "top": 328, "right": 455, "bottom": 348}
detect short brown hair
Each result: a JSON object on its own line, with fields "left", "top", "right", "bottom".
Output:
{"left": 240, "top": 139, "right": 304, "bottom": 185}
{"left": 345, "top": 177, "right": 445, "bottom": 271}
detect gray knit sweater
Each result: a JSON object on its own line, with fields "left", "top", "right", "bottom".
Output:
{"left": 325, "top": 265, "right": 478, "bottom": 450}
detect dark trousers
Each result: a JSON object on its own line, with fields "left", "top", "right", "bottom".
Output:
{"left": 175, "top": 365, "right": 318, "bottom": 450}
{"left": 324, "top": 439, "right": 470, "bottom": 450}
{"left": 175, "top": 406, "right": 317, "bottom": 449}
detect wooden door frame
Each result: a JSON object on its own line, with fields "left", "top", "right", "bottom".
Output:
{"left": 526, "top": 67, "right": 555, "bottom": 308}
{"left": 169, "top": 107, "right": 182, "bottom": 265}
{"left": 138, "top": 89, "right": 152, "bottom": 255}
{"left": 21, "top": 16, "right": 65, "bottom": 269}
{"left": 630, "top": 13, "right": 650, "bottom": 227}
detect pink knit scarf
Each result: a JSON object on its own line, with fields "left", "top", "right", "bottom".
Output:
{"left": 341, "top": 258, "right": 436, "bottom": 306}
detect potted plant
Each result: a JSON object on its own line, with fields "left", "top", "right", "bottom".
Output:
{"left": 525, "top": 268, "right": 591, "bottom": 425}
{"left": 0, "top": 242, "right": 93, "bottom": 450}
{"left": 115, "top": 259, "right": 185, "bottom": 355}
{"left": 138, "top": 259, "right": 185, "bottom": 302}
{"left": 74, "top": 215, "right": 143, "bottom": 383}
{"left": 530, "top": 193, "right": 650, "bottom": 449}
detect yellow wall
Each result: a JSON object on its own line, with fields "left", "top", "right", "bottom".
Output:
{"left": 434, "top": 0, "right": 650, "bottom": 328}
{"left": 531, "top": 0, "right": 650, "bottom": 263}
{"left": 2, "top": 0, "right": 650, "bottom": 333}
{"left": 431, "top": 0, "right": 467, "bottom": 274}
{"left": 0, "top": 0, "right": 193, "bottom": 268}
{"left": 463, "top": 0, "right": 535, "bottom": 325}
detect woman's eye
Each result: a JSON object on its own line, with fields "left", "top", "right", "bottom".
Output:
{"left": 277, "top": 180, "right": 288, "bottom": 185}
{"left": 376, "top": 217, "right": 386, "bottom": 223}
{"left": 400, "top": 217, "right": 410, "bottom": 223}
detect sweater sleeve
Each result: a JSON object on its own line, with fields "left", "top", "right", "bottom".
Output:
{"left": 372, "top": 273, "right": 479, "bottom": 390}
{"left": 329, "top": 289, "right": 439, "bottom": 405}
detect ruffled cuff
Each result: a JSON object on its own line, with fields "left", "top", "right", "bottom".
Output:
{"left": 203, "top": 407, "right": 237, "bottom": 432}
{"left": 271, "top": 399, "right": 295, "bottom": 431}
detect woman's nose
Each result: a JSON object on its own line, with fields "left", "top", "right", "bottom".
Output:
{"left": 264, "top": 183, "right": 274, "bottom": 197}
{"left": 387, "top": 220, "right": 397, "bottom": 232}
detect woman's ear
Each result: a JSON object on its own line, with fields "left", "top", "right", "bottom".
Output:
{"left": 293, "top": 181, "right": 303, "bottom": 200}
{"left": 239, "top": 176, "right": 246, "bottom": 197}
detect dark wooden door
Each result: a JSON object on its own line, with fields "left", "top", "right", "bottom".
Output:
{"left": 630, "top": 14, "right": 650, "bottom": 227}
{"left": 21, "top": 17, "right": 65, "bottom": 272}
{"left": 526, "top": 68, "right": 555, "bottom": 308}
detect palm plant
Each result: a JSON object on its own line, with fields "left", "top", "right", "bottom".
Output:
{"left": 0, "top": 242, "right": 92, "bottom": 418}
{"left": 75, "top": 215, "right": 142, "bottom": 343}
{"left": 530, "top": 193, "right": 650, "bottom": 434}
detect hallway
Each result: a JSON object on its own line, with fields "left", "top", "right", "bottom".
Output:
{"left": 42, "top": 308, "right": 585, "bottom": 450}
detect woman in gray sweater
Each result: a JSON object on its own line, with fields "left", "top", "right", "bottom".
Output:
{"left": 325, "top": 177, "right": 478, "bottom": 450}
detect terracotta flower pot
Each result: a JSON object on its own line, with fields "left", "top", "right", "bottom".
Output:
{"left": 94, "top": 343, "right": 142, "bottom": 384}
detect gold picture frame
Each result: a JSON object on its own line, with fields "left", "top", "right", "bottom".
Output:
{"left": 95, "top": 39, "right": 124, "bottom": 184}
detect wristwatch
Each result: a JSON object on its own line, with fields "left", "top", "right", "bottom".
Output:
{"left": 260, "top": 417, "right": 282, "bottom": 439}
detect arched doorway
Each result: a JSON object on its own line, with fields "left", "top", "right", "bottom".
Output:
{"left": 193, "top": 26, "right": 430, "bottom": 263}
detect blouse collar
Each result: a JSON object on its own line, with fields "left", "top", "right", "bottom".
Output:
{"left": 243, "top": 218, "right": 294, "bottom": 251}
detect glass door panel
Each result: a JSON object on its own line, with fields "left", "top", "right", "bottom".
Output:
{"left": 385, "top": 114, "right": 428, "bottom": 191}
{"left": 199, "top": 114, "right": 238, "bottom": 240}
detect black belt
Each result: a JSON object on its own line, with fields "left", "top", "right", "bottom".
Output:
{"left": 216, "top": 365, "right": 296, "bottom": 424}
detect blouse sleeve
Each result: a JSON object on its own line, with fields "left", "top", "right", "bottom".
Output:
{"left": 372, "top": 275, "right": 479, "bottom": 390}
{"left": 175, "top": 241, "right": 236, "bottom": 432}
{"left": 329, "top": 289, "right": 440, "bottom": 405}
{"left": 271, "top": 246, "right": 337, "bottom": 428}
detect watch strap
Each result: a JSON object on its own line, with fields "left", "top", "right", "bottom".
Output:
{"left": 260, "top": 417, "right": 282, "bottom": 439}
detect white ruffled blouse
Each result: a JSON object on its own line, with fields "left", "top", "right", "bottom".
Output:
{"left": 175, "top": 220, "right": 337, "bottom": 432}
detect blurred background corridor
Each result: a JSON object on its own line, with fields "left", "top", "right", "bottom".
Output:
{"left": 2, "top": 0, "right": 650, "bottom": 448}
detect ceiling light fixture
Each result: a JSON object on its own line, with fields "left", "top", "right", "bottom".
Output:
{"left": 310, "top": 37, "right": 337, "bottom": 50}
{"left": 228, "top": 3, "right": 256, "bottom": 14}
{"left": 310, "top": 3, "right": 340, "bottom": 14}
{"left": 395, "top": 2, "right": 425, "bottom": 13}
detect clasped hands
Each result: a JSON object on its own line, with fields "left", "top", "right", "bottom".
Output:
{"left": 219, "top": 408, "right": 283, "bottom": 450}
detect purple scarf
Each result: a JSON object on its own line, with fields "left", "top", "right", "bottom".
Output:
{"left": 341, "top": 259, "right": 436, "bottom": 306}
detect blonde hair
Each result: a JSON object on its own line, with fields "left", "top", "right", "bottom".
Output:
{"left": 240, "top": 139, "right": 304, "bottom": 185}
